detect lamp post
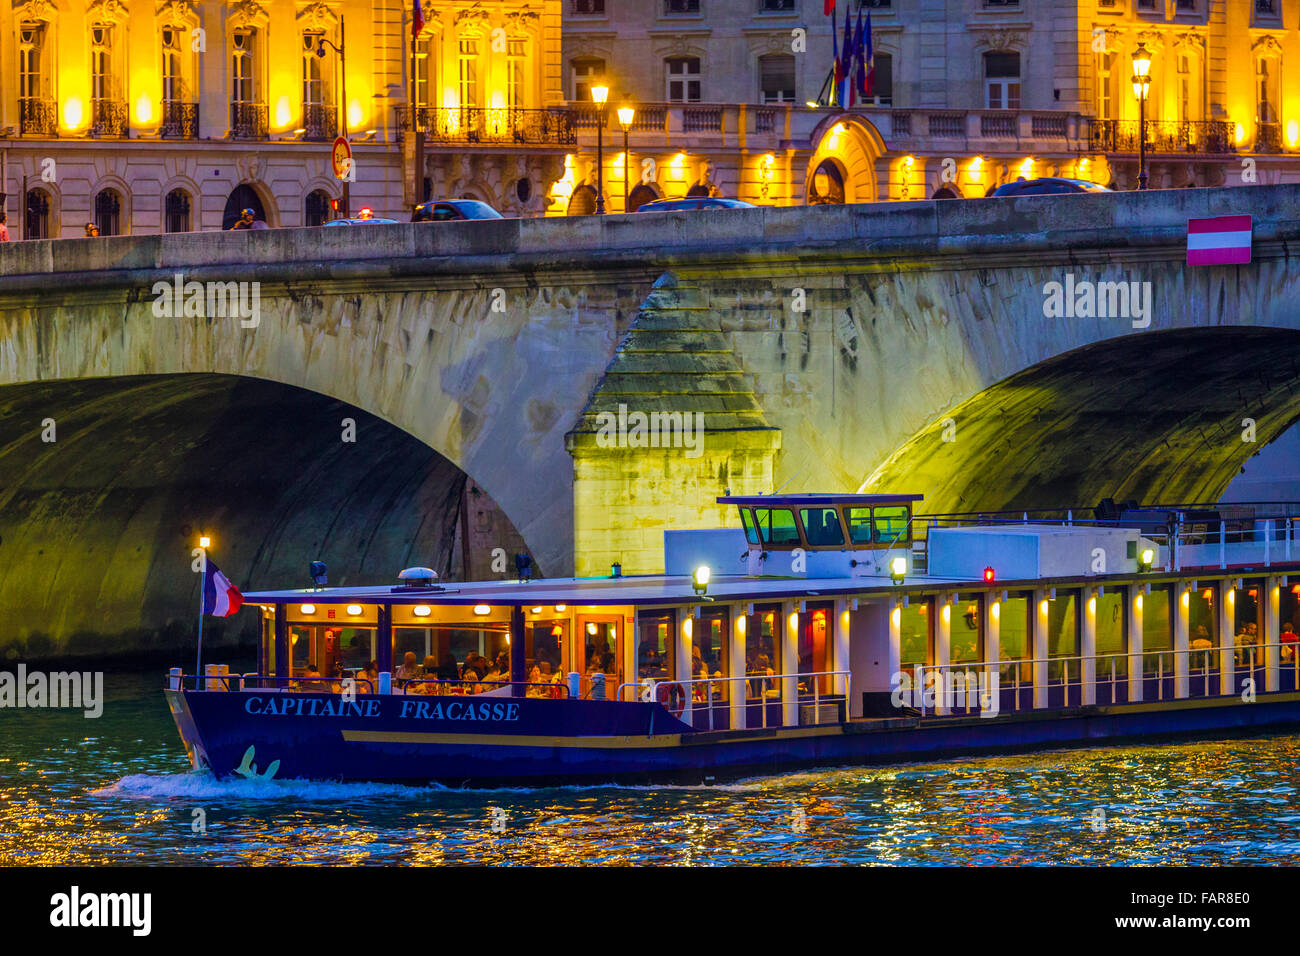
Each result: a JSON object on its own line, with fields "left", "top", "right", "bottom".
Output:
{"left": 317, "top": 17, "right": 348, "bottom": 215}
{"left": 1131, "top": 41, "right": 1151, "bottom": 191}
{"left": 617, "top": 105, "right": 634, "bottom": 212}
{"left": 591, "top": 84, "right": 609, "bottom": 214}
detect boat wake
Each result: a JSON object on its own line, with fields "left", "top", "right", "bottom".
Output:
{"left": 94, "top": 772, "right": 444, "bottom": 801}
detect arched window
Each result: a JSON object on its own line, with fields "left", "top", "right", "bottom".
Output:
{"left": 165, "top": 189, "right": 191, "bottom": 232}
{"left": 808, "top": 160, "right": 844, "bottom": 205}
{"left": 304, "top": 188, "right": 332, "bottom": 226}
{"left": 25, "top": 188, "right": 50, "bottom": 239}
{"left": 627, "top": 183, "right": 660, "bottom": 212}
{"left": 566, "top": 183, "right": 597, "bottom": 216}
{"left": 94, "top": 188, "right": 122, "bottom": 235}
{"left": 222, "top": 183, "right": 267, "bottom": 230}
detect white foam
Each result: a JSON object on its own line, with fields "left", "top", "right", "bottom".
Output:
{"left": 94, "top": 772, "right": 445, "bottom": 801}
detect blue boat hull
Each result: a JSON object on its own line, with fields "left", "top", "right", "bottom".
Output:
{"left": 166, "top": 688, "right": 1300, "bottom": 787}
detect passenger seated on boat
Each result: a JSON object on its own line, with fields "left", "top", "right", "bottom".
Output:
{"left": 396, "top": 652, "right": 420, "bottom": 684}
{"left": 1282, "top": 622, "right": 1298, "bottom": 662}
{"left": 748, "top": 654, "right": 777, "bottom": 698}
{"left": 356, "top": 660, "right": 379, "bottom": 692}
{"left": 295, "top": 664, "right": 322, "bottom": 691}
{"left": 526, "top": 664, "right": 549, "bottom": 698}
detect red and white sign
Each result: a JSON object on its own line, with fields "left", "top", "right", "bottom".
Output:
{"left": 331, "top": 136, "right": 353, "bottom": 180}
{"left": 1187, "top": 215, "right": 1251, "bottom": 267}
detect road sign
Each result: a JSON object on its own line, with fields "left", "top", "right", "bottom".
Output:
{"left": 1187, "top": 215, "right": 1251, "bottom": 266}
{"left": 331, "top": 137, "right": 353, "bottom": 180}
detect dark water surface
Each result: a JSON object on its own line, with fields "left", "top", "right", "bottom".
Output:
{"left": 2, "top": 672, "right": 1298, "bottom": 865}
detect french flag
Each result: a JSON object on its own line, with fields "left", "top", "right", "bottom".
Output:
{"left": 412, "top": 0, "right": 425, "bottom": 39}
{"left": 1187, "top": 215, "right": 1251, "bottom": 266}
{"left": 202, "top": 558, "right": 244, "bottom": 618}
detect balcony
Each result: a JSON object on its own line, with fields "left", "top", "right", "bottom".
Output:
{"left": 89, "top": 98, "right": 127, "bottom": 138}
{"left": 230, "top": 102, "right": 268, "bottom": 139}
{"left": 1256, "top": 121, "right": 1283, "bottom": 153}
{"left": 19, "top": 97, "right": 57, "bottom": 136}
{"left": 397, "top": 106, "right": 576, "bottom": 145}
{"left": 886, "top": 108, "right": 1085, "bottom": 150}
{"left": 302, "top": 103, "right": 338, "bottom": 141}
{"left": 1088, "top": 118, "right": 1236, "bottom": 155}
{"left": 160, "top": 101, "right": 198, "bottom": 139}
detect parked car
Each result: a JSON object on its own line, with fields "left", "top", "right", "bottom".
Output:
{"left": 322, "top": 207, "right": 399, "bottom": 226}
{"left": 412, "top": 199, "right": 504, "bottom": 222}
{"left": 635, "top": 197, "right": 757, "bottom": 212}
{"left": 989, "top": 177, "right": 1112, "bottom": 197}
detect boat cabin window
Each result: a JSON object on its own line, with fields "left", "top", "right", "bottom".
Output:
{"left": 638, "top": 610, "right": 676, "bottom": 680}
{"left": 899, "top": 600, "right": 932, "bottom": 669}
{"left": 846, "top": 507, "right": 874, "bottom": 544}
{"left": 747, "top": 605, "right": 782, "bottom": 698}
{"left": 951, "top": 594, "right": 983, "bottom": 664}
{"left": 873, "top": 505, "right": 911, "bottom": 544}
{"left": 800, "top": 508, "right": 845, "bottom": 547}
{"left": 754, "top": 507, "right": 800, "bottom": 547}
{"left": 739, "top": 508, "right": 760, "bottom": 545}
{"left": 290, "top": 625, "right": 376, "bottom": 679}
{"left": 526, "top": 621, "right": 566, "bottom": 681}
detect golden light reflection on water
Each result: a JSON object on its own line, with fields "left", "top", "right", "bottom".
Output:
{"left": 3, "top": 673, "right": 1300, "bottom": 865}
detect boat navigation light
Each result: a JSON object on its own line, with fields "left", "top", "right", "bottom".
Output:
{"left": 473, "top": 605, "right": 491, "bottom": 616}
{"left": 1137, "top": 547, "right": 1155, "bottom": 572}
{"left": 889, "top": 556, "right": 906, "bottom": 584}
{"left": 983, "top": 566, "right": 995, "bottom": 583}
{"left": 611, "top": 562, "right": 622, "bottom": 578}
{"left": 198, "top": 535, "right": 211, "bottom": 549}
{"left": 692, "top": 565, "right": 711, "bottom": 597}
{"left": 413, "top": 605, "right": 432, "bottom": 617}
{"left": 515, "top": 553, "right": 533, "bottom": 582}
{"left": 300, "top": 604, "right": 316, "bottom": 615}
{"left": 346, "top": 604, "right": 363, "bottom": 616}
{"left": 397, "top": 567, "right": 438, "bottom": 588}
{"left": 310, "top": 561, "right": 329, "bottom": 586}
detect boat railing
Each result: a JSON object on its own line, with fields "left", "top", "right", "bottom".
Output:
{"left": 398, "top": 678, "right": 570, "bottom": 699}
{"left": 909, "top": 641, "right": 1296, "bottom": 717}
{"left": 171, "top": 672, "right": 378, "bottom": 694}
{"left": 615, "top": 670, "right": 849, "bottom": 731}
{"left": 168, "top": 671, "right": 569, "bottom": 698}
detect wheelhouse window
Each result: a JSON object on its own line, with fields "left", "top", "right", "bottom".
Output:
{"left": 740, "top": 508, "right": 760, "bottom": 545}
{"left": 753, "top": 507, "right": 800, "bottom": 547}
{"left": 665, "top": 56, "right": 701, "bottom": 102}
{"left": 874, "top": 505, "right": 910, "bottom": 544}
{"left": 799, "top": 508, "right": 844, "bottom": 547}
{"left": 846, "top": 507, "right": 873, "bottom": 544}
{"left": 759, "top": 53, "right": 796, "bottom": 103}
{"left": 984, "top": 51, "right": 1020, "bottom": 109}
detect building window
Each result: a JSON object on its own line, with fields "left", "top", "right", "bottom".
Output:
{"left": 666, "top": 56, "right": 701, "bottom": 102}
{"left": 161, "top": 26, "right": 188, "bottom": 105}
{"left": 1258, "top": 56, "right": 1279, "bottom": 124}
{"left": 18, "top": 21, "right": 54, "bottom": 135}
{"left": 984, "top": 51, "right": 1020, "bottom": 109}
{"left": 1097, "top": 50, "right": 1114, "bottom": 119}
{"left": 1175, "top": 0, "right": 1195, "bottom": 9}
{"left": 457, "top": 38, "right": 479, "bottom": 109}
{"left": 1137, "top": 0, "right": 1155, "bottom": 8}
{"left": 25, "top": 187, "right": 50, "bottom": 239}
{"left": 1257, "top": 0, "right": 1276, "bottom": 13}
{"left": 571, "top": 57, "right": 606, "bottom": 101}
{"left": 94, "top": 188, "right": 122, "bottom": 236}
{"left": 232, "top": 28, "right": 257, "bottom": 104}
{"left": 761, "top": 0, "right": 795, "bottom": 10}
{"left": 305, "top": 189, "right": 332, "bottom": 226}
{"left": 759, "top": 54, "right": 795, "bottom": 103}
{"left": 302, "top": 31, "right": 336, "bottom": 139}
{"left": 506, "top": 38, "right": 526, "bottom": 109}
{"left": 164, "top": 189, "right": 191, "bottom": 233}
{"left": 1177, "top": 52, "right": 1192, "bottom": 122}
{"left": 872, "top": 51, "right": 893, "bottom": 105}
{"left": 573, "top": 0, "right": 605, "bottom": 12}
{"left": 413, "top": 36, "right": 432, "bottom": 111}
{"left": 664, "top": 0, "right": 701, "bottom": 12}
{"left": 90, "top": 23, "right": 115, "bottom": 102}
{"left": 984, "top": 0, "right": 1018, "bottom": 5}
{"left": 860, "top": 0, "right": 891, "bottom": 6}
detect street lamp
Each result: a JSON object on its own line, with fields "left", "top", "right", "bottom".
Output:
{"left": 591, "top": 84, "right": 609, "bottom": 214}
{"left": 1131, "top": 41, "right": 1152, "bottom": 191}
{"left": 617, "top": 104, "right": 635, "bottom": 212}
{"left": 316, "top": 17, "right": 348, "bottom": 215}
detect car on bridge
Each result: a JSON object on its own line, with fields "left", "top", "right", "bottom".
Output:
{"left": 636, "top": 197, "right": 757, "bottom": 212}
{"left": 412, "top": 199, "right": 505, "bottom": 222}
{"left": 323, "top": 207, "right": 400, "bottom": 226}
{"left": 990, "top": 177, "right": 1112, "bottom": 197}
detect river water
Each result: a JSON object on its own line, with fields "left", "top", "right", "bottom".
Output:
{"left": 2, "top": 671, "right": 1298, "bottom": 865}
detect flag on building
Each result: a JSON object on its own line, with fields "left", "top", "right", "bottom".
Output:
{"left": 831, "top": 13, "right": 842, "bottom": 106}
{"left": 824, "top": 0, "right": 835, "bottom": 15}
{"left": 851, "top": 9, "right": 866, "bottom": 104}
{"left": 202, "top": 558, "right": 244, "bottom": 618}
{"left": 1187, "top": 215, "right": 1252, "bottom": 266}
{"left": 863, "top": 12, "right": 875, "bottom": 97}
{"left": 839, "top": 4, "right": 854, "bottom": 108}
{"left": 412, "top": 0, "right": 426, "bottom": 39}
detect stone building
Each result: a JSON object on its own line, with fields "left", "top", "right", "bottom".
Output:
{"left": 0, "top": 0, "right": 567, "bottom": 236}
{"left": 561, "top": 0, "right": 1300, "bottom": 211}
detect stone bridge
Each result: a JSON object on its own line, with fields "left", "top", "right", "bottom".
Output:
{"left": 3, "top": 183, "right": 1300, "bottom": 656}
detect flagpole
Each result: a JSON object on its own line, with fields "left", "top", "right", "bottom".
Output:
{"left": 196, "top": 548, "right": 205, "bottom": 685}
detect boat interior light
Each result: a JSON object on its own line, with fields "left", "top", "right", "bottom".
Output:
{"left": 413, "top": 605, "right": 431, "bottom": 617}
{"left": 346, "top": 605, "right": 363, "bottom": 616}
{"left": 555, "top": 605, "right": 566, "bottom": 612}
{"left": 473, "top": 605, "right": 491, "bottom": 616}
{"left": 300, "top": 604, "right": 315, "bottom": 615}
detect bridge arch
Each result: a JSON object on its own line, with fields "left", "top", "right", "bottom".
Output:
{"left": 860, "top": 327, "right": 1300, "bottom": 514}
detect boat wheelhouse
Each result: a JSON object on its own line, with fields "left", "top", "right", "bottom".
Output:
{"left": 165, "top": 494, "right": 1300, "bottom": 786}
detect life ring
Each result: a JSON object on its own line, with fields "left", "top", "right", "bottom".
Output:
{"left": 656, "top": 681, "right": 687, "bottom": 717}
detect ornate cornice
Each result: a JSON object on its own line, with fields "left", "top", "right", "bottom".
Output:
{"left": 297, "top": 1, "right": 338, "bottom": 30}
{"left": 973, "top": 28, "right": 1027, "bottom": 52}
{"left": 229, "top": 0, "right": 270, "bottom": 30}
{"left": 505, "top": 9, "right": 539, "bottom": 34}
{"left": 87, "top": 0, "right": 129, "bottom": 23}
{"left": 13, "top": 0, "right": 57, "bottom": 21}
{"left": 455, "top": 8, "right": 489, "bottom": 30}
{"left": 156, "top": 0, "right": 200, "bottom": 28}
{"left": 1253, "top": 34, "right": 1282, "bottom": 56}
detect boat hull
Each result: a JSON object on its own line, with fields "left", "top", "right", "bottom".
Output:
{"left": 166, "top": 688, "right": 1300, "bottom": 787}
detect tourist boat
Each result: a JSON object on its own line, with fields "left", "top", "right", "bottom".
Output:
{"left": 165, "top": 493, "right": 1300, "bottom": 787}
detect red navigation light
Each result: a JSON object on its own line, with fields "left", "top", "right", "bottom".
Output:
{"left": 983, "top": 566, "right": 995, "bottom": 583}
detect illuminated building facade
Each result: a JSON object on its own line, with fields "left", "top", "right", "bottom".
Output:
{"left": 0, "top": 0, "right": 565, "bottom": 236}
{"left": 560, "top": 0, "right": 1300, "bottom": 211}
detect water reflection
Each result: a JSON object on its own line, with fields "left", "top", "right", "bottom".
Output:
{"left": 1, "top": 672, "right": 1298, "bottom": 864}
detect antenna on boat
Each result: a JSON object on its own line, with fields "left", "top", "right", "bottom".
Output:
{"left": 772, "top": 468, "right": 805, "bottom": 495}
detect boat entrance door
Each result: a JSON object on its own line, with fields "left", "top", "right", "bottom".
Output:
{"left": 576, "top": 613, "right": 622, "bottom": 697}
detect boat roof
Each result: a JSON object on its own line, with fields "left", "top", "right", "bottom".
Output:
{"left": 716, "top": 493, "right": 924, "bottom": 507}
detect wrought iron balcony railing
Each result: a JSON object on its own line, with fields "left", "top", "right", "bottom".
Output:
{"left": 1088, "top": 118, "right": 1236, "bottom": 154}
{"left": 19, "top": 97, "right": 57, "bottom": 136}
{"left": 160, "top": 101, "right": 198, "bottom": 139}
{"left": 396, "top": 106, "right": 576, "bottom": 145}
{"left": 302, "top": 103, "right": 338, "bottom": 141}
{"left": 1256, "top": 121, "right": 1283, "bottom": 153}
{"left": 230, "top": 102, "right": 268, "bottom": 139}
{"left": 89, "top": 98, "right": 127, "bottom": 137}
